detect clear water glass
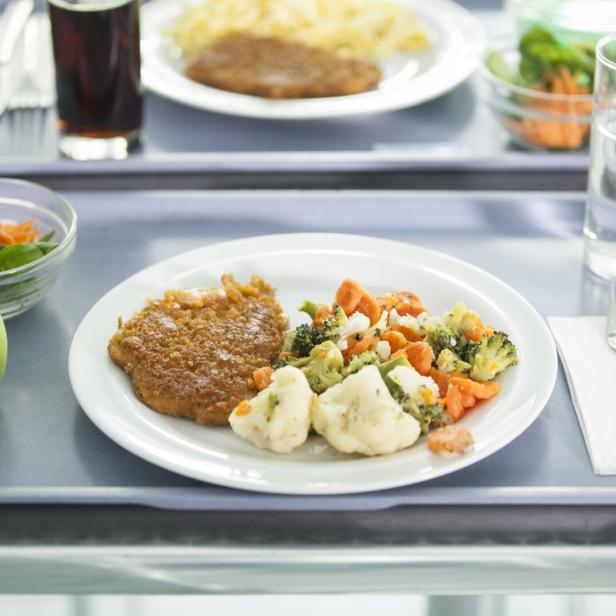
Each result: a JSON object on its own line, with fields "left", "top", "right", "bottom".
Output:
{"left": 608, "top": 278, "right": 616, "bottom": 349}
{"left": 584, "top": 35, "right": 616, "bottom": 279}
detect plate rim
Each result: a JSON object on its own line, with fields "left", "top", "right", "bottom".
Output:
{"left": 69, "top": 232, "right": 557, "bottom": 495}
{"left": 139, "top": 0, "right": 487, "bottom": 119}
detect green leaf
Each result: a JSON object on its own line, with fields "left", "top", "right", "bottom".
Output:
{"left": 0, "top": 244, "right": 45, "bottom": 271}
{"left": 519, "top": 27, "right": 557, "bottom": 56}
{"left": 33, "top": 241, "right": 58, "bottom": 255}
{"left": 39, "top": 230, "right": 55, "bottom": 242}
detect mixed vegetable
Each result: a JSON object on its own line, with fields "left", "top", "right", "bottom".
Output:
{"left": 0, "top": 219, "right": 58, "bottom": 272}
{"left": 229, "top": 279, "right": 519, "bottom": 457}
{"left": 487, "top": 27, "right": 594, "bottom": 150}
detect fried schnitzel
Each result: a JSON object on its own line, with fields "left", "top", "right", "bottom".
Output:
{"left": 108, "top": 274, "right": 288, "bottom": 425}
{"left": 185, "top": 33, "right": 382, "bottom": 99}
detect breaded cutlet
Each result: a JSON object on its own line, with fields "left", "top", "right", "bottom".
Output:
{"left": 108, "top": 274, "right": 288, "bottom": 425}
{"left": 186, "top": 33, "right": 382, "bottom": 99}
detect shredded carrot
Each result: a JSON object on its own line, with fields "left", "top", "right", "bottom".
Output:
{"left": 0, "top": 218, "right": 41, "bottom": 245}
{"left": 505, "top": 66, "right": 592, "bottom": 150}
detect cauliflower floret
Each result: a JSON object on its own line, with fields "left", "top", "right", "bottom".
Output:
{"left": 368, "top": 309, "right": 388, "bottom": 336}
{"left": 388, "top": 309, "right": 421, "bottom": 335}
{"left": 229, "top": 366, "right": 315, "bottom": 454}
{"left": 444, "top": 301, "right": 482, "bottom": 337}
{"left": 387, "top": 365, "right": 440, "bottom": 409}
{"left": 388, "top": 308, "right": 401, "bottom": 327}
{"left": 339, "top": 312, "right": 371, "bottom": 340}
{"left": 312, "top": 365, "right": 421, "bottom": 456}
{"left": 375, "top": 340, "right": 391, "bottom": 361}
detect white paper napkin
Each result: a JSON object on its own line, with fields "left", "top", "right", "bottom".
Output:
{"left": 548, "top": 316, "right": 616, "bottom": 475}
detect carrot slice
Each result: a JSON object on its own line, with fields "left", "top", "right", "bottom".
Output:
{"left": 382, "top": 330, "right": 407, "bottom": 353}
{"left": 356, "top": 293, "right": 381, "bottom": 325}
{"left": 450, "top": 377, "right": 500, "bottom": 400}
{"left": 396, "top": 299, "right": 427, "bottom": 318}
{"left": 314, "top": 305, "right": 333, "bottom": 327}
{"left": 427, "top": 424, "right": 474, "bottom": 455}
{"left": 428, "top": 368, "right": 451, "bottom": 398}
{"left": 253, "top": 366, "right": 273, "bottom": 391}
{"left": 334, "top": 279, "right": 364, "bottom": 316}
{"left": 405, "top": 341, "right": 434, "bottom": 376}
{"left": 390, "top": 349, "right": 407, "bottom": 360}
{"left": 464, "top": 321, "right": 485, "bottom": 342}
{"left": 233, "top": 400, "right": 252, "bottom": 417}
{"left": 348, "top": 335, "right": 378, "bottom": 358}
{"left": 393, "top": 323, "right": 422, "bottom": 342}
{"left": 445, "top": 383, "right": 465, "bottom": 421}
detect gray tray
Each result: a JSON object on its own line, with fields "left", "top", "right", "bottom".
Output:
{"left": 0, "top": 2, "right": 590, "bottom": 190}
{"left": 0, "top": 189, "right": 613, "bottom": 512}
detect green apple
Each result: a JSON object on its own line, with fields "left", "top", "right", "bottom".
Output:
{"left": 0, "top": 314, "right": 6, "bottom": 380}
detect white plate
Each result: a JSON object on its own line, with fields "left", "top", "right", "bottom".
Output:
{"left": 69, "top": 234, "right": 557, "bottom": 495}
{"left": 140, "top": 0, "right": 486, "bottom": 119}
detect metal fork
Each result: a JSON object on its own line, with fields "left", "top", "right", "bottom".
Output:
{"left": 4, "top": 13, "right": 57, "bottom": 157}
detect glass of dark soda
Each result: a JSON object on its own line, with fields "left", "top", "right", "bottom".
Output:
{"left": 47, "top": 0, "right": 142, "bottom": 160}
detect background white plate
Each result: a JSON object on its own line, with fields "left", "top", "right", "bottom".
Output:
{"left": 141, "top": 0, "right": 486, "bottom": 119}
{"left": 69, "top": 234, "right": 557, "bottom": 495}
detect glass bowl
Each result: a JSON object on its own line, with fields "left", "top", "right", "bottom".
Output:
{"left": 478, "top": 37, "right": 593, "bottom": 151}
{"left": 505, "top": 0, "right": 616, "bottom": 45}
{"left": 0, "top": 179, "right": 77, "bottom": 318}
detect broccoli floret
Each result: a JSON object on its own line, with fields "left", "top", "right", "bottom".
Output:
{"left": 343, "top": 351, "right": 378, "bottom": 377}
{"left": 318, "top": 305, "right": 346, "bottom": 339}
{"left": 387, "top": 378, "right": 446, "bottom": 435}
{"left": 286, "top": 323, "right": 320, "bottom": 357}
{"left": 298, "top": 300, "right": 325, "bottom": 320}
{"left": 457, "top": 340, "right": 479, "bottom": 364}
{"left": 424, "top": 319, "right": 458, "bottom": 357}
{"left": 291, "top": 341, "right": 344, "bottom": 393}
{"left": 407, "top": 403, "right": 447, "bottom": 435}
{"left": 436, "top": 349, "right": 471, "bottom": 374}
{"left": 467, "top": 331, "right": 518, "bottom": 382}
{"left": 282, "top": 305, "right": 348, "bottom": 359}
{"left": 272, "top": 354, "right": 294, "bottom": 369}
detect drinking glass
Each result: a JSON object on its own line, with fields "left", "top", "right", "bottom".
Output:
{"left": 608, "top": 278, "right": 616, "bottom": 349}
{"left": 584, "top": 34, "right": 616, "bottom": 279}
{"left": 47, "top": 0, "right": 142, "bottom": 160}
